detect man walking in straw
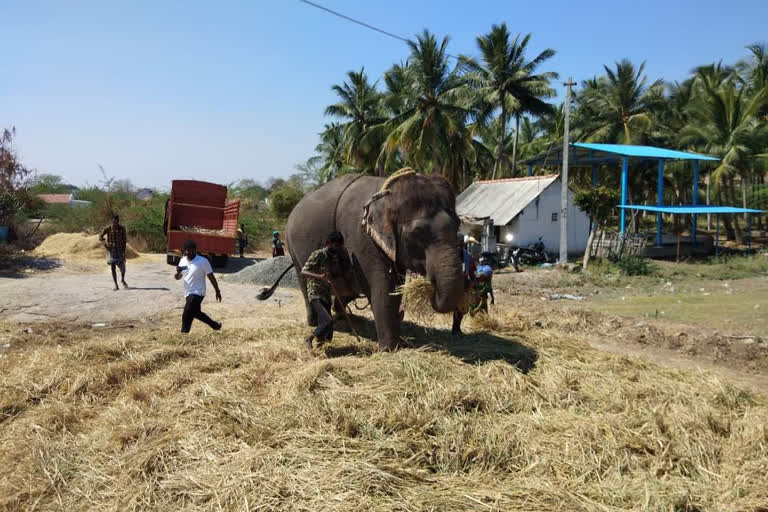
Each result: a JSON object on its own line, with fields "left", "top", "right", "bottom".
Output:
{"left": 99, "top": 214, "right": 128, "bottom": 290}
{"left": 300, "top": 231, "right": 352, "bottom": 349}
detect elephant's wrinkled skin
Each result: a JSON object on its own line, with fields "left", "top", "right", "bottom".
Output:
{"left": 285, "top": 173, "right": 463, "bottom": 350}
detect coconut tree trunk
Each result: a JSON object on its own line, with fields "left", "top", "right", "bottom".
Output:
{"left": 583, "top": 219, "right": 596, "bottom": 269}
{"left": 718, "top": 188, "right": 736, "bottom": 240}
{"left": 742, "top": 173, "right": 748, "bottom": 223}
{"left": 492, "top": 104, "right": 507, "bottom": 180}
{"left": 511, "top": 113, "right": 520, "bottom": 177}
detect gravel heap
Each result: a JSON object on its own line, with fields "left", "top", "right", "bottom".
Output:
{"left": 225, "top": 255, "right": 299, "bottom": 289}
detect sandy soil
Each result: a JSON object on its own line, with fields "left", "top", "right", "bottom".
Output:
{"left": 0, "top": 254, "right": 296, "bottom": 326}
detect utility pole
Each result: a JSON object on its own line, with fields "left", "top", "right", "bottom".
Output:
{"left": 559, "top": 78, "right": 575, "bottom": 265}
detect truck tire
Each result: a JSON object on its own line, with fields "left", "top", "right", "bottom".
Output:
{"left": 211, "top": 254, "right": 228, "bottom": 268}
{"left": 167, "top": 255, "right": 180, "bottom": 266}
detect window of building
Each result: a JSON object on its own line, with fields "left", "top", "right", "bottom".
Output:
{"left": 551, "top": 212, "right": 558, "bottom": 222}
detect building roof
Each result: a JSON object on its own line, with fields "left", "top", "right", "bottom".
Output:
{"left": 456, "top": 174, "right": 559, "bottom": 226}
{"left": 37, "top": 194, "right": 73, "bottom": 204}
{"left": 618, "top": 205, "right": 763, "bottom": 214}
{"left": 523, "top": 143, "right": 719, "bottom": 166}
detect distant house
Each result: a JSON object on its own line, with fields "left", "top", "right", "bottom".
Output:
{"left": 136, "top": 188, "right": 154, "bottom": 201}
{"left": 456, "top": 174, "right": 590, "bottom": 255}
{"left": 37, "top": 193, "right": 92, "bottom": 208}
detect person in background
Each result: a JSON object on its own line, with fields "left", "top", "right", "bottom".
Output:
{"left": 451, "top": 233, "right": 476, "bottom": 336}
{"left": 272, "top": 230, "right": 285, "bottom": 257}
{"left": 175, "top": 240, "right": 222, "bottom": 333}
{"left": 471, "top": 264, "right": 495, "bottom": 316}
{"left": 300, "top": 231, "right": 351, "bottom": 349}
{"left": 99, "top": 214, "right": 128, "bottom": 290}
{"left": 236, "top": 224, "right": 247, "bottom": 258}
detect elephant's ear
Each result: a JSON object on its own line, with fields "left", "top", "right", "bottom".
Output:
{"left": 362, "top": 191, "right": 397, "bottom": 262}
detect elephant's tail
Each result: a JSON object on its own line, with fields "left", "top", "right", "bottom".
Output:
{"left": 256, "top": 263, "right": 295, "bottom": 301}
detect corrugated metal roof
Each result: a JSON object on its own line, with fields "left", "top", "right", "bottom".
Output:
{"left": 456, "top": 175, "right": 559, "bottom": 225}
{"left": 619, "top": 205, "right": 763, "bottom": 214}
{"left": 573, "top": 143, "right": 720, "bottom": 161}
{"left": 523, "top": 143, "right": 720, "bottom": 165}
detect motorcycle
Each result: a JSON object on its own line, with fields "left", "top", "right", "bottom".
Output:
{"left": 511, "top": 237, "right": 556, "bottom": 270}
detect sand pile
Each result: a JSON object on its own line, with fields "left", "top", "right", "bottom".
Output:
{"left": 34, "top": 233, "right": 140, "bottom": 261}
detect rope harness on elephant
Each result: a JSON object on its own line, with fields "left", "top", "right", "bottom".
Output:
{"left": 327, "top": 169, "right": 416, "bottom": 311}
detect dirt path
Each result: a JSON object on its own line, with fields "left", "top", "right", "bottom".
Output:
{"left": 0, "top": 256, "right": 296, "bottom": 326}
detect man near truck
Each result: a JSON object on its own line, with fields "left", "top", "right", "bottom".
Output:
{"left": 99, "top": 214, "right": 128, "bottom": 290}
{"left": 175, "top": 240, "right": 223, "bottom": 333}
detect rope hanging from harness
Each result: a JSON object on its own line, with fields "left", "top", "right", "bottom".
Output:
{"left": 361, "top": 167, "right": 416, "bottom": 263}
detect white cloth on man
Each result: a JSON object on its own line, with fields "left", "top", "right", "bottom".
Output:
{"left": 178, "top": 254, "right": 213, "bottom": 297}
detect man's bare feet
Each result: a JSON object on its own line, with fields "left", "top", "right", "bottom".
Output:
{"left": 113, "top": 285, "right": 119, "bottom": 291}
{"left": 121, "top": 281, "right": 129, "bottom": 289}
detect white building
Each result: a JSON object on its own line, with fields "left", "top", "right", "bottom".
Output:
{"left": 456, "top": 174, "right": 591, "bottom": 255}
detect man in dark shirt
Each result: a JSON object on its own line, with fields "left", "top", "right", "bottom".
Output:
{"left": 300, "top": 231, "right": 351, "bottom": 349}
{"left": 272, "top": 231, "right": 285, "bottom": 257}
{"left": 99, "top": 214, "right": 128, "bottom": 290}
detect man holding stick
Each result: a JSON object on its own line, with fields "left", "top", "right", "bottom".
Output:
{"left": 300, "top": 231, "right": 352, "bottom": 349}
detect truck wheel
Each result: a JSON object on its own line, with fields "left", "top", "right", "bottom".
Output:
{"left": 212, "top": 255, "right": 228, "bottom": 268}
{"left": 167, "top": 255, "right": 180, "bottom": 266}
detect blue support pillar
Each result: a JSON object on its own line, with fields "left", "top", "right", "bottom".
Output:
{"left": 527, "top": 163, "right": 533, "bottom": 177}
{"left": 692, "top": 160, "right": 700, "bottom": 243}
{"left": 620, "top": 156, "right": 628, "bottom": 234}
{"left": 656, "top": 159, "right": 664, "bottom": 246}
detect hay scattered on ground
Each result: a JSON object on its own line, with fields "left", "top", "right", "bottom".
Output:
{"left": 178, "top": 225, "right": 226, "bottom": 235}
{"left": 34, "top": 233, "right": 140, "bottom": 261}
{"left": 1, "top": 308, "right": 767, "bottom": 511}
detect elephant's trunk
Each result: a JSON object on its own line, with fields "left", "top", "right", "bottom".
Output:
{"left": 426, "top": 243, "right": 464, "bottom": 314}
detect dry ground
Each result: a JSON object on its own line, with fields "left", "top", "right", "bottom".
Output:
{"left": 1, "top": 254, "right": 767, "bottom": 511}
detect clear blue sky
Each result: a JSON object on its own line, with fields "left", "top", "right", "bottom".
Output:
{"left": 2, "top": 0, "right": 766, "bottom": 189}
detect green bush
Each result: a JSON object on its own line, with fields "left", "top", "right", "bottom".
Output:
{"left": 270, "top": 183, "right": 304, "bottom": 218}
{"left": 613, "top": 255, "right": 657, "bottom": 276}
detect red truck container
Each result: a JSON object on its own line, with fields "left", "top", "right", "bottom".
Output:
{"left": 165, "top": 180, "right": 240, "bottom": 267}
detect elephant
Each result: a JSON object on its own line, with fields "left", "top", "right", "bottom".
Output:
{"left": 264, "top": 170, "right": 464, "bottom": 350}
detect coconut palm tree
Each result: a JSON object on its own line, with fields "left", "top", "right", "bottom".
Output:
{"left": 325, "top": 68, "right": 385, "bottom": 172}
{"left": 579, "top": 59, "right": 664, "bottom": 144}
{"left": 681, "top": 73, "right": 768, "bottom": 240}
{"left": 462, "top": 25, "right": 557, "bottom": 178}
{"left": 379, "top": 30, "right": 472, "bottom": 187}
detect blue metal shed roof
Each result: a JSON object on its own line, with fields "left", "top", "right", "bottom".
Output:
{"left": 523, "top": 143, "right": 720, "bottom": 165}
{"left": 618, "top": 205, "right": 762, "bottom": 214}
{"left": 573, "top": 143, "right": 720, "bottom": 161}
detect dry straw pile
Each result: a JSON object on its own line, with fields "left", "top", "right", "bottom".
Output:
{"left": 1, "top": 308, "right": 767, "bottom": 511}
{"left": 34, "top": 233, "right": 140, "bottom": 261}
{"left": 394, "top": 275, "right": 471, "bottom": 321}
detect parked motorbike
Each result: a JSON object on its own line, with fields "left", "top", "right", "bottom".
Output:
{"left": 511, "top": 237, "right": 555, "bottom": 270}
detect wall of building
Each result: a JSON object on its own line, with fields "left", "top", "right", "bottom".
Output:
{"left": 499, "top": 181, "right": 590, "bottom": 255}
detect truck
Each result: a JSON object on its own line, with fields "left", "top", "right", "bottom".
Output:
{"left": 165, "top": 180, "right": 240, "bottom": 267}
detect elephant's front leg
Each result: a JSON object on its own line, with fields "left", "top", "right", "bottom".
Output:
{"left": 369, "top": 275, "right": 403, "bottom": 350}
